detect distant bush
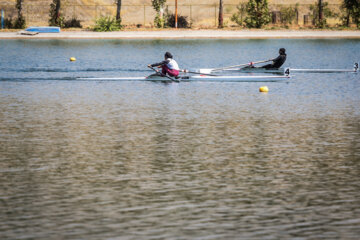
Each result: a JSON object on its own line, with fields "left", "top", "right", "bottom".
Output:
{"left": 4, "top": 18, "right": 14, "bottom": 29}
{"left": 154, "top": 14, "right": 165, "bottom": 28}
{"left": 1, "top": 16, "right": 25, "bottom": 29}
{"left": 14, "top": 0, "right": 26, "bottom": 29}
{"left": 231, "top": 3, "right": 247, "bottom": 27}
{"left": 13, "top": 15, "right": 26, "bottom": 29}
{"left": 49, "top": 0, "right": 62, "bottom": 27}
{"left": 93, "top": 16, "right": 122, "bottom": 32}
{"left": 309, "top": 2, "right": 338, "bottom": 28}
{"left": 64, "top": 18, "right": 82, "bottom": 28}
{"left": 280, "top": 4, "right": 299, "bottom": 26}
{"left": 341, "top": 0, "right": 360, "bottom": 28}
{"left": 165, "top": 13, "right": 189, "bottom": 28}
{"left": 152, "top": 0, "right": 166, "bottom": 28}
{"left": 244, "top": 0, "right": 271, "bottom": 28}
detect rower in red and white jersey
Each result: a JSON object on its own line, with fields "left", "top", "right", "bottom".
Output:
{"left": 148, "top": 52, "right": 180, "bottom": 77}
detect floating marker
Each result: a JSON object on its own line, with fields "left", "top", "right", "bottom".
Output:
{"left": 70, "top": 57, "right": 76, "bottom": 62}
{"left": 259, "top": 86, "right": 269, "bottom": 92}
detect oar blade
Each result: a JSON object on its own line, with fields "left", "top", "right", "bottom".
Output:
{"left": 199, "top": 69, "right": 213, "bottom": 74}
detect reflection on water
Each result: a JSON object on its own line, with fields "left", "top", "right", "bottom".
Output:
{"left": 1, "top": 40, "right": 360, "bottom": 239}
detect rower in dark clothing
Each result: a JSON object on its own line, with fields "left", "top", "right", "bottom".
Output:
{"left": 261, "top": 48, "right": 287, "bottom": 69}
{"left": 148, "top": 52, "right": 180, "bottom": 77}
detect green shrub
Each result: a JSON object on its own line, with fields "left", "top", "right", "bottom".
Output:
{"left": 154, "top": 14, "right": 165, "bottom": 28}
{"left": 93, "top": 16, "right": 122, "bottom": 32}
{"left": 244, "top": 0, "right": 271, "bottom": 28}
{"left": 165, "top": 13, "right": 189, "bottom": 28}
{"left": 151, "top": 0, "right": 166, "bottom": 28}
{"left": 13, "top": 15, "right": 26, "bottom": 29}
{"left": 231, "top": 3, "right": 247, "bottom": 27}
{"left": 48, "top": 0, "right": 62, "bottom": 27}
{"left": 280, "top": 4, "right": 299, "bottom": 26}
{"left": 64, "top": 18, "right": 82, "bottom": 28}
{"left": 4, "top": 18, "right": 13, "bottom": 29}
{"left": 14, "top": 0, "right": 26, "bottom": 29}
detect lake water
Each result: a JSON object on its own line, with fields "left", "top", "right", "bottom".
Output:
{"left": 0, "top": 39, "right": 360, "bottom": 240}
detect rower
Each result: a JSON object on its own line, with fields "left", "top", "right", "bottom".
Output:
{"left": 148, "top": 52, "right": 180, "bottom": 77}
{"left": 261, "top": 48, "right": 287, "bottom": 69}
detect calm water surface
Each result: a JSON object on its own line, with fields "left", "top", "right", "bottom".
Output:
{"left": 0, "top": 39, "right": 360, "bottom": 239}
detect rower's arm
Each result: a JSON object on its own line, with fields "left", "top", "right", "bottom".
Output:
{"left": 271, "top": 55, "right": 281, "bottom": 62}
{"left": 150, "top": 60, "right": 170, "bottom": 67}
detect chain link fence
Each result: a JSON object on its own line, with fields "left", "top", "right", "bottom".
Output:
{"left": 0, "top": 3, "right": 342, "bottom": 28}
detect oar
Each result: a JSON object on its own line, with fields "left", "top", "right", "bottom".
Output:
{"left": 199, "top": 59, "right": 272, "bottom": 74}
{"left": 181, "top": 69, "right": 218, "bottom": 76}
{"left": 147, "top": 65, "right": 180, "bottom": 82}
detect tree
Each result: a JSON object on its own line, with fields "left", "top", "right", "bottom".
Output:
{"left": 115, "top": 0, "right": 122, "bottom": 21}
{"left": 218, "top": 0, "right": 224, "bottom": 28}
{"left": 244, "top": 0, "right": 271, "bottom": 28}
{"left": 49, "top": 0, "right": 62, "bottom": 27}
{"left": 319, "top": 0, "right": 324, "bottom": 24}
{"left": 14, "top": 0, "right": 26, "bottom": 29}
{"left": 309, "top": 1, "right": 336, "bottom": 28}
{"left": 341, "top": 0, "right": 360, "bottom": 28}
{"left": 280, "top": 4, "right": 299, "bottom": 27}
{"left": 152, "top": 0, "right": 167, "bottom": 28}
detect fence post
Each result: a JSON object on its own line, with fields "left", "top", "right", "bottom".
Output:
{"left": 190, "top": 5, "right": 192, "bottom": 27}
{"left": 1, "top": 9, "right": 4, "bottom": 29}
{"left": 214, "top": 4, "right": 217, "bottom": 27}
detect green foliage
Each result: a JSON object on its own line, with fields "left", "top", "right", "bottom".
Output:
{"left": 151, "top": 0, "right": 167, "bottom": 12}
{"left": 63, "top": 18, "right": 82, "bottom": 28}
{"left": 165, "top": 13, "right": 189, "bottom": 28}
{"left": 341, "top": 0, "right": 360, "bottom": 28}
{"left": 13, "top": 16, "right": 26, "bottom": 29}
{"left": 154, "top": 14, "right": 165, "bottom": 28}
{"left": 93, "top": 16, "right": 122, "bottom": 32}
{"left": 244, "top": 0, "right": 271, "bottom": 28}
{"left": 280, "top": 4, "right": 299, "bottom": 26}
{"left": 231, "top": 3, "right": 247, "bottom": 27}
{"left": 309, "top": 1, "right": 338, "bottom": 28}
{"left": 49, "top": 0, "right": 62, "bottom": 27}
{"left": 14, "top": 0, "right": 26, "bottom": 29}
{"left": 4, "top": 18, "right": 13, "bottom": 29}
{"left": 151, "top": 0, "right": 166, "bottom": 28}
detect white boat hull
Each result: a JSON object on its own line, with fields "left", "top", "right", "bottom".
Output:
{"left": 201, "top": 63, "right": 358, "bottom": 74}
{"left": 77, "top": 74, "right": 291, "bottom": 82}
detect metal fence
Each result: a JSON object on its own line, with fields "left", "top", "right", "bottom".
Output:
{"left": 0, "top": 3, "right": 342, "bottom": 28}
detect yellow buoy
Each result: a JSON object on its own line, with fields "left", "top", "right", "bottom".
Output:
{"left": 259, "top": 86, "right": 269, "bottom": 92}
{"left": 70, "top": 57, "right": 76, "bottom": 62}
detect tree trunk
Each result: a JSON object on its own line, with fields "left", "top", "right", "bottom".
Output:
{"left": 16, "top": 0, "right": 23, "bottom": 16}
{"left": 218, "top": 0, "right": 223, "bottom": 28}
{"left": 55, "top": 0, "right": 61, "bottom": 23}
{"left": 116, "top": 0, "right": 122, "bottom": 20}
{"left": 318, "top": 0, "right": 323, "bottom": 22}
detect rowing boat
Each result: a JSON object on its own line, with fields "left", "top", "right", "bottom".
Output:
{"left": 77, "top": 74, "right": 291, "bottom": 82}
{"left": 203, "top": 63, "right": 359, "bottom": 74}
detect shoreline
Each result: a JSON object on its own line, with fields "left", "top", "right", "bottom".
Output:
{"left": 1, "top": 29, "right": 360, "bottom": 39}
